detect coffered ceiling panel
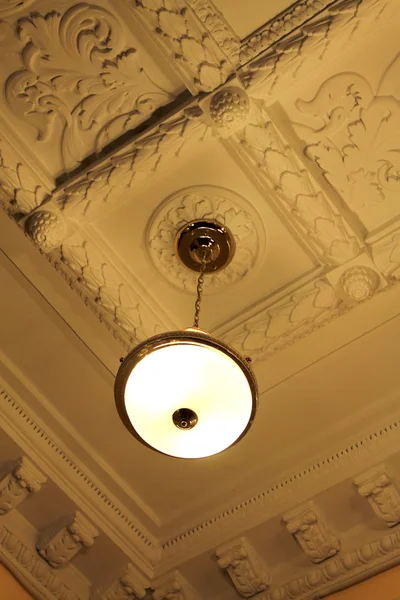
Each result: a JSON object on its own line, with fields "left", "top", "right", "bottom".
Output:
{"left": 2, "top": 0, "right": 400, "bottom": 599}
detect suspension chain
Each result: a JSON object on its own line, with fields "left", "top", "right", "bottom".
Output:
{"left": 193, "top": 259, "right": 207, "bottom": 328}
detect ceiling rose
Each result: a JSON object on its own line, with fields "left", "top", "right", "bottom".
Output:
{"left": 147, "top": 185, "right": 265, "bottom": 293}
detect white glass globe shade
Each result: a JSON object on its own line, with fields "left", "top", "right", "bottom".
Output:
{"left": 115, "top": 330, "right": 257, "bottom": 459}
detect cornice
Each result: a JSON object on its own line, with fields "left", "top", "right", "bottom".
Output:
{"left": 3, "top": 384, "right": 400, "bottom": 578}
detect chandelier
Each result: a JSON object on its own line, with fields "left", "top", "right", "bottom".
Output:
{"left": 114, "top": 220, "right": 258, "bottom": 459}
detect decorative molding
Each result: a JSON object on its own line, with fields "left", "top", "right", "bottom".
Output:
{"left": 57, "top": 233, "right": 165, "bottom": 343}
{"left": 0, "top": 136, "right": 50, "bottom": 216}
{"left": 233, "top": 110, "right": 361, "bottom": 265}
{"left": 339, "top": 266, "right": 381, "bottom": 303}
{"left": 239, "top": 0, "right": 388, "bottom": 98}
{"left": 132, "top": 0, "right": 232, "bottom": 93}
{"left": 0, "top": 1, "right": 36, "bottom": 17}
{"left": 101, "top": 564, "right": 147, "bottom": 600}
{"left": 5, "top": 3, "right": 173, "bottom": 172}
{"left": 0, "top": 388, "right": 158, "bottom": 574}
{"left": 0, "top": 522, "right": 79, "bottom": 600}
{"left": 354, "top": 465, "right": 400, "bottom": 527}
{"left": 224, "top": 278, "right": 342, "bottom": 362}
{"left": 297, "top": 60, "right": 400, "bottom": 230}
{"left": 263, "top": 528, "right": 400, "bottom": 600}
{"left": 372, "top": 230, "right": 400, "bottom": 279}
{"left": 54, "top": 107, "right": 209, "bottom": 221}
{"left": 282, "top": 502, "right": 340, "bottom": 563}
{"left": 216, "top": 538, "right": 270, "bottom": 597}
{"left": 154, "top": 571, "right": 201, "bottom": 600}
{"left": 186, "top": 0, "right": 241, "bottom": 64}
{"left": 37, "top": 511, "right": 99, "bottom": 568}
{"left": 148, "top": 185, "right": 265, "bottom": 292}
{"left": 0, "top": 457, "right": 46, "bottom": 515}
{"left": 239, "top": 0, "right": 335, "bottom": 63}
{"left": 209, "top": 86, "right": 251, "bottom": 134}
{"left": 25, "top": 210, "right": 67, "bottom": 253}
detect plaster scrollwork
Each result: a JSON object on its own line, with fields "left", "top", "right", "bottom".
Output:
{"left": 148, "top": 186, "right": 265, "bottom": 293}
{"left": 101, "top": 564, "right": 147, "bottom": 600}
{"left": 37, "top": 511, "right": 99, "bottom": 568}
{"left": 283, "top": 503, "right": 341, "bottom": 563}
{"left": 223, "top": 279, "right": 342, "bottom": 362}
{"left": 297, "top": 64, "right": 400, "bottom": 228}
{"left": 133, "top": 0, "right": 232, "bottom": 92}
{"left": 372, "top": 231, "right": 400, "bottom": 279}
{"left": 5, "top": 3, "right": 174, "bottom": 172}
{"left": 24, "top": 210, "right": 67, "bottom": 253}
{"left": 0, "top": 457, "right": 46, "bottom": 515}
{"left": 240, "top": 0, "right": 388, "bottom": 98}
{"left": 216, "top": 538, "right": 270, "bottom": 597}
{"left": 354, "top": 466, "right": 400, "bottom": 527}
{"left": 235, "top": 113, "right": 360, "bottom": 265}
{"left": 59, "top": 234, "right": 164, "bottom": 343}
{"left": 339, "top": 266, "right": 380, "bottom": 302}
{"left": 55, "top": 107, "right": 209, "bottom": 221}
{"left": 0, "top": 523, "right": 78, "bottom": 600}
{"left": 0, "top": 0, "right": 35, "bottom": 17}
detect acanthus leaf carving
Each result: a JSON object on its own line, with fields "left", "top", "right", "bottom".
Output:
{"left": 148, "top": 185, "right": 265, "bottom": 292}
{"left": 234, "top": 109, "right": 360, "bottom": 266}
{"left": 296, "top": 59, "right": 400, "bottom": 230}
{"left": 36, "top": 511, "right": 99, "bottom": 568}
{"left": 354, "top": 465, "right": 400, "bottom": 527}
{"left": 223, "top": 279, "right": 341, "bottom": 362}
{"left": 58, "top": 233, "right": 165, "bottom": 344}
{"left": 283, "top": 503, "right": 341, "bottom": 563}
{"left": 5, "top": 3, "right": 174, "bottom": 172}
{"left": 0, "top": 523, "right": 79, "bottom": 600}
{"left": 101, "top": 564, "right": 147, "bottom": 600}
{"left": 133, "top": 0, "right": 232, "bottom": 92}
{"left": 54, "top": 107, "right": 209, "bottom": 221}
{"left": 153, "top": 571, "right": 201, "bottom": 600}
{"left": 216, "top": 538, "right": 270, "bottom": 597}
{"left": 0, "top": 456, "right": 46, "bottom": 515}
{"left": 240, "top": 0, "right": 389, "bottom": 99}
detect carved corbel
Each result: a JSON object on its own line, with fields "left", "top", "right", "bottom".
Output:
{"left": 101, "top": 564, "right": 147, "bottom": 600}
{"left": 37, "top": 511, "right": 99, "bottom": 568}
{"left": 0, "top": 457, "right": 46, "bottom": 515}
{"left": 153, "top": 571, "right": 201, "bottom": 600}
{"left": 354, "top": 465, "right": 400, "bottom": 527}
{"left": 283, "top": 503, "right": 340, "bottom": 563}
{"left": 216, "top": 537, "right": 270, "bottom": 597}
{"left": 24, "top": 206, "right": 67, "bottom": 253}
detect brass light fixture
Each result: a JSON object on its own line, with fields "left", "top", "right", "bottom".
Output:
{"left": 114, "top": 220, "right": 258, "bottom": 459}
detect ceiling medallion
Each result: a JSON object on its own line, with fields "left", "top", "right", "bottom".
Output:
{"left": 115, "top": 220, "right": 258, "bottom": 459}
{"left": 147, "top": 185, "right": 265, "bottom": 293}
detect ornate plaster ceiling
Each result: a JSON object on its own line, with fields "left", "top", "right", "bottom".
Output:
{"left": 1, "top": 0, "right": 400, "bottom": 599}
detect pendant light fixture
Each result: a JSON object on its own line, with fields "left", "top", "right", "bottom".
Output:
{"left": 114, "top": 220, "right": 258, "bottom": 459}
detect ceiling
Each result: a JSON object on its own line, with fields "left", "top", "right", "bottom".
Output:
{"left": 1, "top": 0, "right": 400, "bottom": 599}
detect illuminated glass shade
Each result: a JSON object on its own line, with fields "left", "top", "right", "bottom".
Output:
{"left": 114, "top": 329, "right": 257, "bottom": 459}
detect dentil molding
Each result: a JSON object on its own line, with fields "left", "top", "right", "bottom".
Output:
{"left": 0, "top": 456, "right": 46, "bottom": 515}
{"left": 147, "top": 185, "right": 265, "bottom": 293}
{"left": 282, "top": 503, "right": 340, "bottom": 564}
{"left": 216, "top": 538, "right": 270, "bottom": 597}
{"left": 354, "top": 465, "right": 400, "bottom": 527}
{"left": 37, "top": 512, "right": 99, "bottom": 568}
{"left": 5, "top": 3, "right": 174, "bottom": 172}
